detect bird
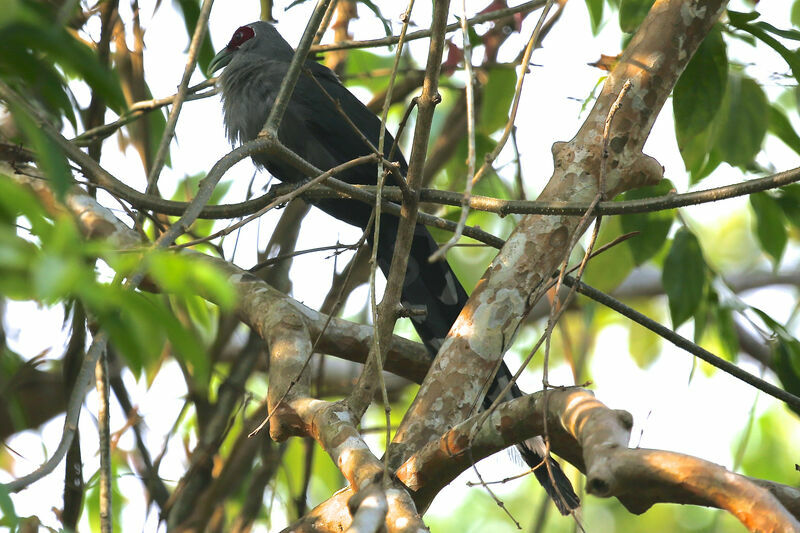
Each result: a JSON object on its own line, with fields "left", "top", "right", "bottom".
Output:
{"left": 209, "top": 21, "right": 580, "bottom": 515}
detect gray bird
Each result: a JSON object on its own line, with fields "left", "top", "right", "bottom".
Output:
{"left": 209, "top": 21, "right": 579, "bottom": 515}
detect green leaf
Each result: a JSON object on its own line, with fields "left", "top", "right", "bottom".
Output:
{"left": 768, "top": 104, "right": 800, "bottom": 157}
{"left": 359, "top": 0, "right": 393, "bottom": 38}
{"left": 775, "top": 184, "right": 800, "bottom": 228}
{"left": 0, "top": 482, "right": 18, "bottom": 532}
{"left": 751, "top": 307, "right": 800, "bottom": 415}
{"left": 716, "top": 305, "right": 740, "bottom": 361}
{"left": 694, "top": 290, "right": 739, "bottom": 364}
{"left": 749, "top": 192, "right": 787, "bottom": 265}
{"left": 158, "top": 298, "right": 210, "bottom": 384}
{"left": 479, "top": 67, "right": 517, "bottom": 135}
{"left": 793, "top": 0, "right": 800, "bottom": 27}
{"left": 585, "top": 0, "right": 604, "bottom": 35}
{"left": 6, "top": 102, "right": 73, "bottom": 198}
{"left": 774, "top": 338, "right": 800, "bottom": 416}
{"left": 693, "top": 288, "right": 710, "bottom": 345}
{"left": 619, "top": 0, "right": 654, "bottom": 33}
{"left": 187, "top": 260, "right": 237, "bottom": 310}
{"left": 0, "top": 174, "right": 50, "bottom": 234}
{"left": 728, "top": 10, "right": 759, "bottom": 23}
{"left": 0, "top": 46, "right": 76, "bottom": 129}
{"left": 183, "top": 293, "right": 213, "bottom": 331}
{"left": 692, "top": 146, "right": 723, "bottom": 185}
{"left": 444, "top": 133, "right": 499, "bottom": 193}
{"left": 619, "top": 179, "right": 676, "bottom": 265}
{"left": 728, "top": 10, "right": 800, "bottom": 85}
{"left": 679, "top": 121, "right": 721, "bottom": 183}
{"left": 628, "top": 300, "right": 663, "bottom": 368}
{"left": 713, "top": 73, "right": 768, "bottom": 168}
{"left": 662, "top": 227, "right": 707, "bottom": 328}
{"left": 145, "top": 252, "right": 235, "bottom": 310}
{"left": 467, "top": 26, "right": 482, "bottom": 49}
{"left": 674, "top": 26, "right": 727, "bottom": 141}
{"left": 32, "top": 253, "right": 83, "bottom": 302}
{"left": 344, "top": 49, "right": 395, "bottom": 92}
{"left": 753, "top": 21, "right": 800, "bottom": 41}
{"left": 0, "top": 9, "right": 125, "bottom": 113}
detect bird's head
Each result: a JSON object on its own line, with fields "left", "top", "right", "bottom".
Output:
{"left": 209, "top": 22, "right": 294, "bottom": 74}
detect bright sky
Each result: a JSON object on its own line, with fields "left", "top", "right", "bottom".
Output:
{"left": 3, "top": 1, "right": 800, "bottom": 531}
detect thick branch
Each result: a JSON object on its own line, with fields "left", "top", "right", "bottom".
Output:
{"left": 396, "top": 388, "right": 800, "bottom": 530}
{"left": 389, "top": 0, "right": 728, "bottom": 467}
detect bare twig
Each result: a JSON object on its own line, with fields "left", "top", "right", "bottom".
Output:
{"left": 71, "top": 81, "right": 216, "bottom": 147}
{"left": 146, "top": 0, "right": 214, "bottom": 193}
{"left": 346, "top": 0, "right": 452, "bottom": 418}
{"left": 369, "top": 0, "right": 416, "bottom": 475}
{"left": 173, "top": 154, "right": 381, "bottom": 248}
{"left": 95, "top": 353, "right": 112, "bottom": 533}
{"left": 311, "top": 0, "right": 547, "bottom": 53}
{"left": 471, "top": 0, "right": 556, "bottom": 187}
{"left": 69, "top": 164, "right": 800, "bottom": 221}
{"left": 563, "top": 275, "right": 800, "bottom": 413}
{"left": 263, "top": 0, "right": 333, "bottom": 135}
{"left": 428, "top": 0, "right": 477, "bottom": 263}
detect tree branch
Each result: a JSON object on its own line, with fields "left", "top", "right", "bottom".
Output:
{"left": 389, "top": 0, "right": 728, "bottom": 468}
{"left": 396, "top": 388, "right": 800, "bottom": 530}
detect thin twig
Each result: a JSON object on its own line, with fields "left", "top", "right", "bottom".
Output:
{"left": 248, "top": 242, "right": 359, "bottom": 272}
{"left": 146, "top": 0, "right": 214, "bottom": 193}
{"left": 248, "top": 214, "right": 376, "bottom": 438}
{"left": 539, "top": 79, "right": 632, "bottom": 513}
{"left": 0, "top": 72, "right": 232, "bottom": 492}
{"left": 471, "top": 0, "right": 556, "bottom": 187}
{"left": 313, "top": 0, "right": 339, "bottom": 45}
{"left": 346, "top": 0, "right": 452, "bottom": 418}
{"left": 563, "top": 275, "right": 800, "bottom": 413}
{"left": 388, "top": 97, "right": 419, "bottom": 163}
{"left": 370, "top": 0, "right": 416, "bottom": 477}
{"left": 71, "top": 81, "right": 217, "bottom": 146}
{"left": 264, "top": 0, "right": 333, "bottom": 135}
{"left": 311, "top": 0, "right": 547, "bottom": 53}
{"left": 429, "top": 0, "right": 477, "bottom": 262}
{"left": 465, "top": 446, "right": 522, "bottom": 528}
{"left": 95, "top": 353, "right": 112, "bottom": 533}
{"left": 174, "top": 154, "right": 381, "bottom": 248}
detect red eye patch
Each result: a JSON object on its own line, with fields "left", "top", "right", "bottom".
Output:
{"left": 227, "top": 26, "right": 255, "bottom": 50}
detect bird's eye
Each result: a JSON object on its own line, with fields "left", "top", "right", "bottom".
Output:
{"left": 227, "top": 26, "right": 255, "bottom": 50}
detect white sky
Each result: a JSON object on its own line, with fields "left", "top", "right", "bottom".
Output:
{"left": 3, "top": 1, "right": 800, "bottom": 531}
